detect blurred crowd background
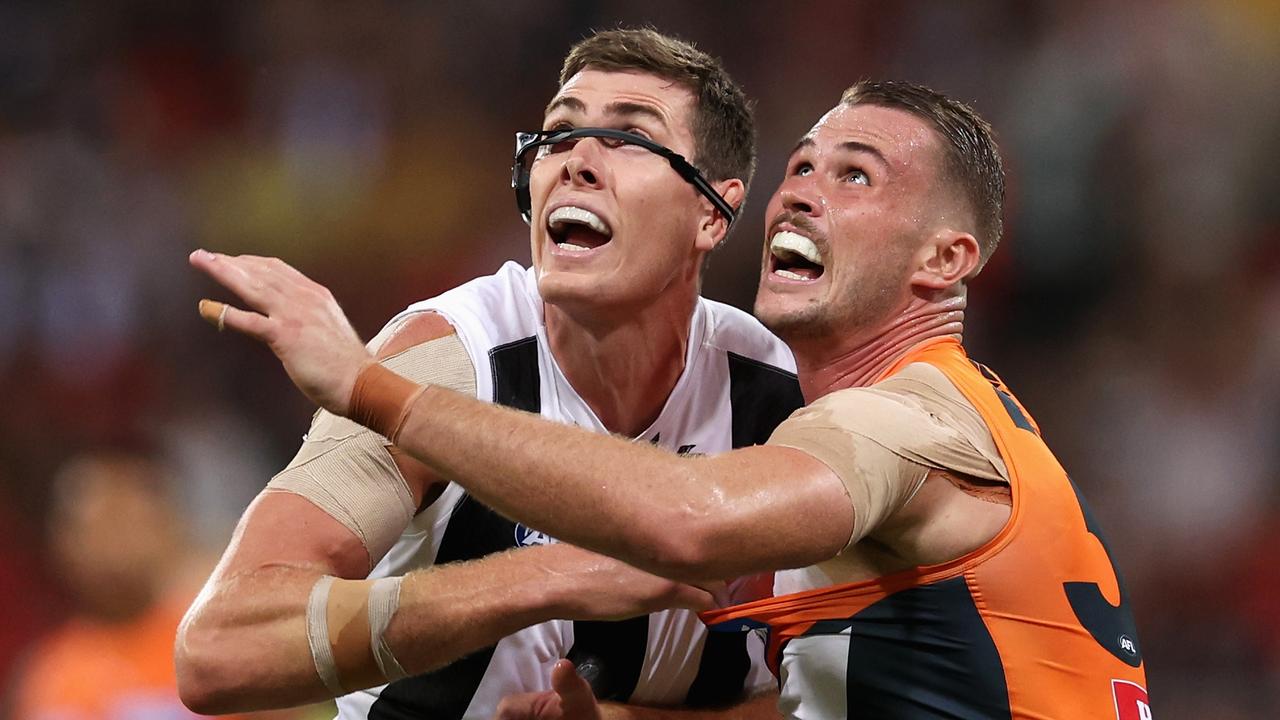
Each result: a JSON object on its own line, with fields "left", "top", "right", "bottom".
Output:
{"left": 1, "top": 1, "right": 1277, "bottom": 717}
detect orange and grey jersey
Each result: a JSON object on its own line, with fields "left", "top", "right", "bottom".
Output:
{"left": 703, "top": 338, "right": 1150, "bottom": 720}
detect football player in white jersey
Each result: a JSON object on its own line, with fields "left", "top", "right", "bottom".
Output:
{"left": 177, "top": 29, "right": 793, "bottom": 720}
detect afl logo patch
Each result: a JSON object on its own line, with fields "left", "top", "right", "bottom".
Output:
{"left": 1118, "top": 634, "right": 1139, "bottom": 658}
{"left": 514, "top": 524, "right": 556, "bottom": 547}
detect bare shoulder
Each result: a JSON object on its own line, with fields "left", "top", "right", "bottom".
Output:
{"left": 373, "top": 312, "right": 456, "bottom": 360}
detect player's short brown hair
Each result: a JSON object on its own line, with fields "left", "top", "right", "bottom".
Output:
{"left": 841, "top": 81, "right": 1005, "bottom": 264}
{"left": 560, "top": 28, "right": 756, "bottom": 195}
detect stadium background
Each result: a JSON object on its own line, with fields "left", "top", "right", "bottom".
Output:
{"left": 1, "top": 1, "right": 1277, "bottom": 717}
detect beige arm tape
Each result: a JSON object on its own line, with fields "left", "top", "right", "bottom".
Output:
{"left": 268, "top": 332, "right": 477, "bottom": 562}
{"left": 767, "top": 363, "right": 1005, "bottom": 548}
{"left": 306, "top": 576, "right": 346, "bottom": 695}
{"left": 368, "top": 576, "right": 407, "bottom": 682}
{"left": 306, "top": 575, "right": 410, "bottom": 694}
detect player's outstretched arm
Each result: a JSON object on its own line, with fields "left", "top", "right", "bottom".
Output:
{"left": 189, "top": 250, "right": 855, "bottom": 581}
{"left": 177, "top": 496, "right": 713, "bottom": 714}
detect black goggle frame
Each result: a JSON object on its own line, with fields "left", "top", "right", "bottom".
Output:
{"left": 511, "top": 127, "right": 736, "bottom": 226}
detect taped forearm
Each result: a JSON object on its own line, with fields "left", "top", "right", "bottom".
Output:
{"left": 182, "top": 552, "right": 573, "bottom": 712}
{"left": 305, "top": 545, "right": 618, "bottom": 695}
{"left": 306, "top": 575, "right": 408, "bottom": 695}
{"left": 177, "top": 565, "right": 346, "bottom": 713}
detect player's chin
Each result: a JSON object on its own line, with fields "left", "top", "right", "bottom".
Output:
{"left": 754, "top": 289, "right": 825, "bottom": 334}
{"left": 537, "top": 266, "right": 611, "bottom": 308}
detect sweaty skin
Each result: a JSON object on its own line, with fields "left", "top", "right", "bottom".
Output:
{"left": 189, "top": 91, "right": 1148, "bottom": 720}
{"left": 179, "top": 58, "right": 773, "bottom": 718}
{"left": 184, "top": 105, "right": 999, "bottom": 586}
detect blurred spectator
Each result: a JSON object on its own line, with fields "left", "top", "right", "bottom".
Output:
{"left": 7, "top": 452, "right": 309, "bottom": 720}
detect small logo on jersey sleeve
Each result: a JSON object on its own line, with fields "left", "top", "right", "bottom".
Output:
{"left": 514, "top": 524, "right": 557, "bottom": 547}
{"left": 1112, "top": 679, "right": 1152, "bottom": 720}
{"left": 1118, "top": 634, "right": 1139, "bottom": 658}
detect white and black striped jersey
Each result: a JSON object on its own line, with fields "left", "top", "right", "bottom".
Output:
{"left": 335, "top": 262, "right": 803, "bottom": 720}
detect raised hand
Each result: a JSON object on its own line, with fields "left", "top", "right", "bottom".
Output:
{"left": 188, "top": 249, "right": 371, "bottom": 416}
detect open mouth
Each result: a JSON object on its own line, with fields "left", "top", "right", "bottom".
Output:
{"left": 548, "top": 206, "right": 613, "bottom": 254}
{"left": 769, "top": 230, "right": 825, "bottom": 281}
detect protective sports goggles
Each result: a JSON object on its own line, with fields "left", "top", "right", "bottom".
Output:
{"left": 511, "top": 127, "right": 737, "bottom": 226}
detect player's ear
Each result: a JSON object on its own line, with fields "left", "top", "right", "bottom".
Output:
{"left": 695, "top": 179, "right": 745, "bottom": 253}
{"left": 910, "top": 228, "right": 980, "bottom": 291}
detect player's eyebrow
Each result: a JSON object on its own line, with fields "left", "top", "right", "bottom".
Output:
{"left": 544, "top": 96, "right": 585, "bottom": 118}
{"left": 603, "top": 101, "right": 668, "bottom": 128}
{"left": 791, "top": 136, "right": 890, "bottom": 170}
{"left": 542, "top": 97, "right": 669, "bottom": 129}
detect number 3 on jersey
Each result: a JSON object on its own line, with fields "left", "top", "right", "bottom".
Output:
{"left": 1063, "top": 476, "right": 1143, "bottom": 668}
{"left": 987, "top": 371, "right": 1144, "bottom": 669}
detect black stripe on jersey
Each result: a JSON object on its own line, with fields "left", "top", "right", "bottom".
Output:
{"left": 568, "top": 618, "right": 650, "bottom": 701}
{"left": 803, "top": 575, "right": 1011, "bottom": 719}
{"left": 491, "top": 336, "right": 540, "bottom": 412}
{"left": 726, "top": 352, "right": 803, "bottom": 449}
{"left": 369, "top": 492, "right": 521, "bottom": 719}
{"left": 971, "top": 360, "right": 1037, "bottom": 434}
{"left": 684, "top": 627, "right": 754, "bottom": 708}
{"left": 370, "top": 338, "right": 541, "bottom": 719}
{"left": 700, "top": 353, "right": 801, "bottom": 706}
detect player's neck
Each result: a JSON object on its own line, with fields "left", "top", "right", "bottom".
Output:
{"left": 544, "top": 290, "right": 696, "bottom": 437}
{"left": 794, "top": 294, "right": 966, "bottom": 401}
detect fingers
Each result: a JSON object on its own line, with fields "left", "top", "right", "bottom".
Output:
{"left": 198, "top": 299, "right": 228, "bottom": 330}
{"left": 190, "top": 248, "right": 324, "bottom": 342}
{"left": 189, "top": 249, "right": 318, "bottom": 313}
{"left": 197, "top": 299, "right": 272, "bottom": 342}
{"left": 550, "top": 660, "right": 599, "bottom": 719}
{"left": 698, "top": 579, "right": 735, "bottom": 609}
{"left": 672, "top": 582, "right": 717, "bottom": 612}
{"left": 189, "top": 249, "right": 272, "bottom": 310}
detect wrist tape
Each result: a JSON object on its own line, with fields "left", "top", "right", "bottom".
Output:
{"left": 347, "top": 363, "right": 426, "bottom": 444}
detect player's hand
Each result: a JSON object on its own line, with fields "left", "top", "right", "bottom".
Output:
{"left": 534, "top": 543, "right": 721, "bottom": 620}
{"left": 494, "top": 660, "right": 601, "bottom": 720}
{"left": 188, "top": 249, "right": 371, "bottom": 416}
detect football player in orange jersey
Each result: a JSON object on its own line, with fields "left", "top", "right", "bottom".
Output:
{"left": 194, "top": 80, "right": 1151, "bottom": 719}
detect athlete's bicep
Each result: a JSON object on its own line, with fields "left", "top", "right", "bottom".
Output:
{"left": 215, "top": 489, "right": 372, "bottom": 581}
{"left": 766, "top": 389, "right": 937, "bottom": 548}
{"left": 690, "top": 444, "right": 854, "bottom": 575}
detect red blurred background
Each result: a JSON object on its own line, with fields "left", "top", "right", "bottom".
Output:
{"left": 0, "top": 1, "right": 1276, "bottom": 717}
